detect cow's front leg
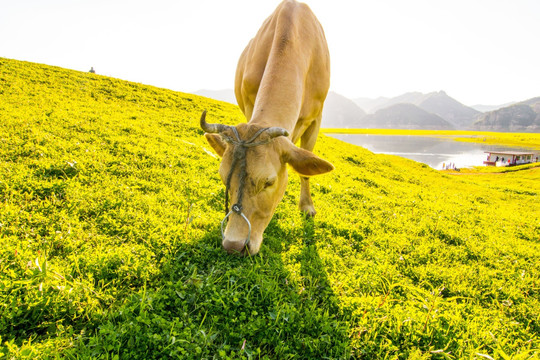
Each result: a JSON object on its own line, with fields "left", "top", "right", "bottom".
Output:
{"left": 299, "top": 176, "right": 316, "bottom": 217}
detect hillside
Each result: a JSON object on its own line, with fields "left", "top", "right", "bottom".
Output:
{"left": 1, "top": 58, "right": 539, "bottom": 359}
{"left": 321, "top": 91, "right": 366, "bottom": 128}
{"left": 471, "top": 97, "right": 540, "bottom": 132}
{"left": 357, "top": 103, "right": 455, "bottom": 130}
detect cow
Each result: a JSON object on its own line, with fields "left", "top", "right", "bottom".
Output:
{"left": 201, "top": 0, "right": 333, "bottom": 255}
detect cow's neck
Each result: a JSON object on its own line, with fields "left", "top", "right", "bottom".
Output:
{"left": 248, "top": 65, "right": 303, "bottom": 134}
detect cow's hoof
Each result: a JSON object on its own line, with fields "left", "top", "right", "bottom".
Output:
{"left": 300, "top": 205, "right": 317, "bottom": 217}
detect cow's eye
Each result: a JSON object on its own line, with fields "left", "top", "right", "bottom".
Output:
{"left": 264, "top": 178, "right": 276, "bottom": 189}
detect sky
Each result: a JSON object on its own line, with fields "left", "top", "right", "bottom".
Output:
{"left": 1, "top": 0, "right": 539, "bottom": 106}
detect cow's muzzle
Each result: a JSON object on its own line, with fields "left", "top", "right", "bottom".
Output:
{"left": 221, "top": 203, "right": 251, "bottom": 253}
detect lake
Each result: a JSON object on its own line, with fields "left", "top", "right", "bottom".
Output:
{"left": 327, "top": 134, "right": 537, "bottom": 169}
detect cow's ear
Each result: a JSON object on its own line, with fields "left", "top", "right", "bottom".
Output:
{"left": 282, "top": 141, "right": 334, "bottom": 176}
{"left": 204, "top": 133, "right": 227, "bottom": 157}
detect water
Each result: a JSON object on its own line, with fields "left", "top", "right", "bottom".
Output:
{"left": 327, "top": 134, "right": 537, "bottom": 169}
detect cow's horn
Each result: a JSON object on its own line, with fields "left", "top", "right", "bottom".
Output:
{"left": 200, "top": 110, "right": 229, "bottom": 134}
{"left": 266, "top": 127, "right": 289, "bottom": 139}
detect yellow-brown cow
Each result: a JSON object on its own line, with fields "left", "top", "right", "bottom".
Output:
{"left": 201, "top": 0, "right": 333, "bottom": 255}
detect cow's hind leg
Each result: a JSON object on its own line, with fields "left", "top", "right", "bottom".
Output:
{"left": 299, "top": 117, "right": 322, "bottom": 217}
{"left": 300, "top": 176, "right": 315, "bottom": 216}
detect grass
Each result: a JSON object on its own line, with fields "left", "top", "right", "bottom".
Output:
{"left": 1, "top": 57, "right": 539, "bottom": 359}
{"left": 321, "top": 128, "right": 540, "bottom": 150}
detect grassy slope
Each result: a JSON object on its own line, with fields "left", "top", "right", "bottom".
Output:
{"left": 1, "top": 58, "right": 539, "bottom": 359}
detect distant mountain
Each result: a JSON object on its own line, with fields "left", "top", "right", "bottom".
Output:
{"left": 353, "top": 97, "right": 389, "bottom": 113}
{"left": 357, "top": 103, "right": 455, "bottom": 130}
{"left": 417, "top": 91, "right": 480, "bottom": 129}
{"left": 322, "top": 91, "right": 366, "bottom": 128}
{"left": 369, "top": 92, "right": 427, "bottom": 113}
{"left": 359, "top": 91, "right": 480, "bottom": 129}
{"left": 194, "top": 89, "right": 237, "bottom": 104}
{"left": 520, "top": 97, "right": 540, "bottom": 108}
{"left": 196, "top": 88, "right": 540, "bottom": 131}
{"left": 471, "top": 97, "right": 540, "bottom": 132}
{"left": 471, "top": 102, "right": 516, "bottom": 113}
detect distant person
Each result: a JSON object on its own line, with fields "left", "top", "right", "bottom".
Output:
{"left": 89, "top": 67, "right": 95, "bottom": 74}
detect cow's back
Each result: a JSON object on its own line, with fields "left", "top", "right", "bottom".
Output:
{"left": 235, "top": 0, "right": 330, "bottom": 139}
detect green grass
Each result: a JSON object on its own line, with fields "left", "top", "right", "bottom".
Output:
{"left": 1, "top": 57, "right": 539, "bottom": 359}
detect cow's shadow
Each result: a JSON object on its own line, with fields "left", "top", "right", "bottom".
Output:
{"left": 92, "top": 212, "right": 351, "bottom": 358}
{"left": 154, "top": 214, "right": 352, "bottom": 358}
{"left": 298, "top": 216, "right": 343, "bottom": 316}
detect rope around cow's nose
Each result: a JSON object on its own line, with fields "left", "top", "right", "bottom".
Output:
{"left": 221, "top": 204, "right": 252, "bottom": 248}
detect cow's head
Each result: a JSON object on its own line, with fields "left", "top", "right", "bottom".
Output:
{"left": 201, "top": 111, "right": 333, "bottom": 255}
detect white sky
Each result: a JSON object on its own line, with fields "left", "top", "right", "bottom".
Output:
{"left": 1, "top": 0, "right": 539, "bottom": 106}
